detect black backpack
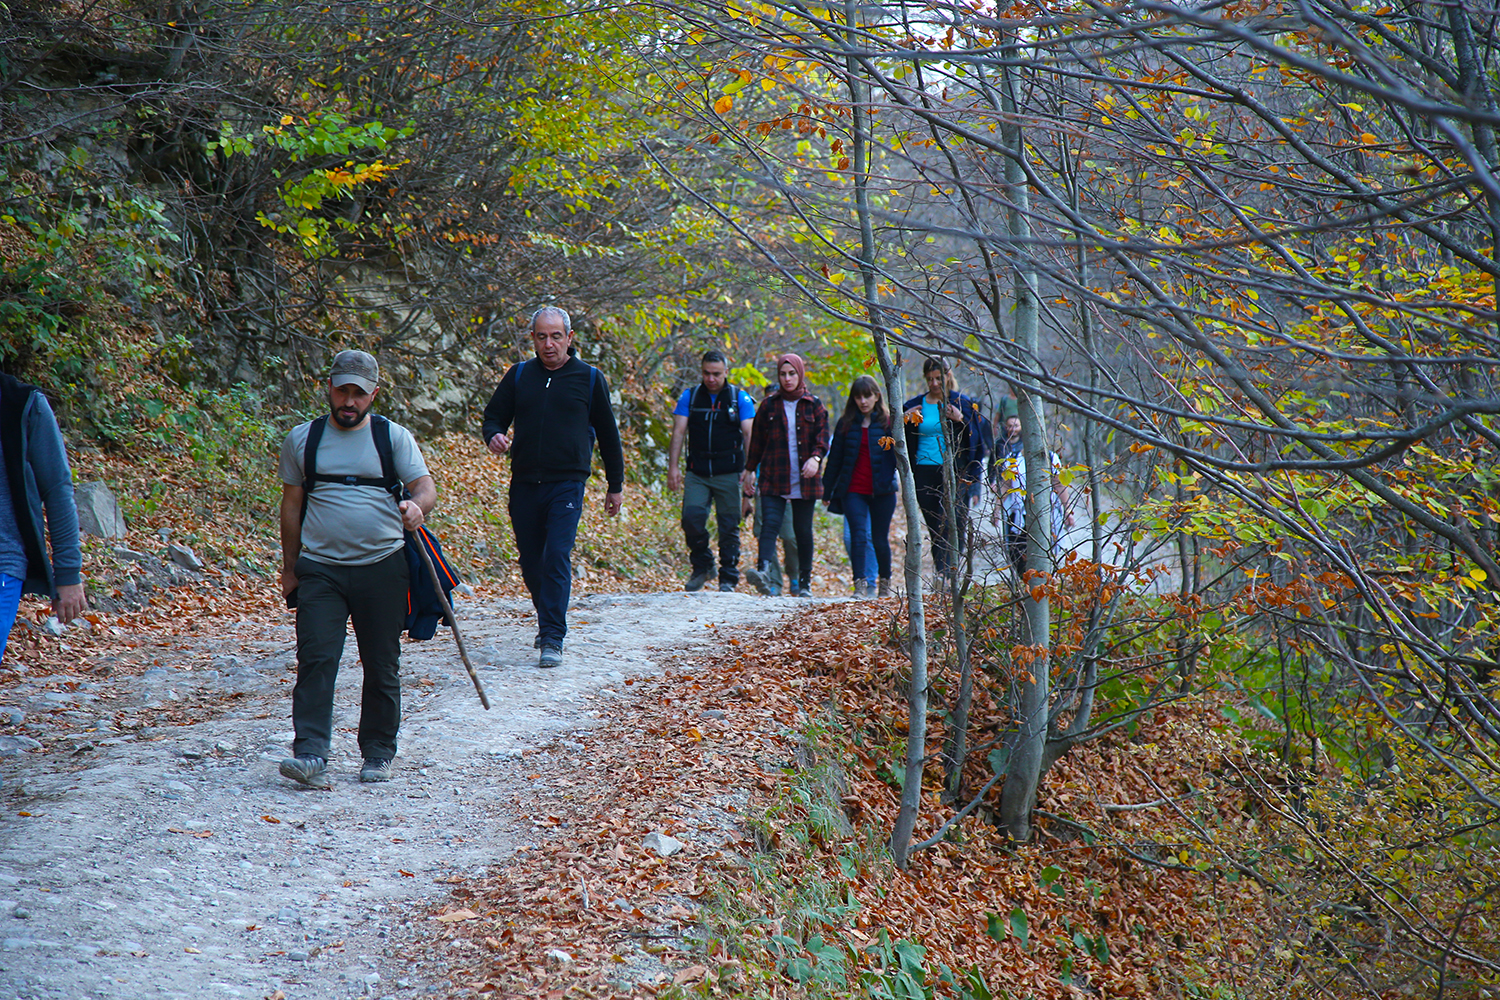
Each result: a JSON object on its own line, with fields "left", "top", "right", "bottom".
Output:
{"left": 299, "top": 414, "right": 460, "bottom": 640}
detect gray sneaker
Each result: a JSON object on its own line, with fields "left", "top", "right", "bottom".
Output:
{"left": 684, "top": 570, "right": 712, "bottom": 592}
{"left": 538, "top": 644, "right": 563, "bottom": 668}
{"left": 744, "top": 565, "right": 773, "bottom": 596}
{"left": 279, "top": 754, "right": 330, "bottom": 789}
{"left": 359, "top": 758, "right": 393, "bottom": 783}
{"left": 718, "top": 582, "right": 736, "bottom": 592}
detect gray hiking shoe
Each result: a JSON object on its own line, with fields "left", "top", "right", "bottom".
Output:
{"left": 359, "top": 758, "right": 394, "bottom": 783}
{"left": 538, "top": 644, "right": 563, "bottom": 669}
{"left": 684, "top": 569, "right": 712, "bottom": 592}
{"left": 744, "top": 564, "right": 773, "bottom": 596}
{"left": 718, "top": 582, "right": 736, "bottom": 592}
{"left": 279, "top": 754, "right": 330, "bottom": 789}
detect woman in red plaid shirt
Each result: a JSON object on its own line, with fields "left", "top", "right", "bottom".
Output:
{"left": 741, "top": 354, "right": 830, "bottom": 597}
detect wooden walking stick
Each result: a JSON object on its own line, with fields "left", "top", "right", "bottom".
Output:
{"left": 413, "top": 529, "right": 490, "bottom": 710}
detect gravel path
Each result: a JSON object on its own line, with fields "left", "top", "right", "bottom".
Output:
{"left": 0, "top": 589, "right": 801, "bottom": 1000}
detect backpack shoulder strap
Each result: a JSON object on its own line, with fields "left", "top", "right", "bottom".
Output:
{"left": 299, "top": 415, "right": 329, "bottom": 523}
{"left": 587, "top": 364, "right": 598, "bottom": 420}
{"left": 302, "top": 415, "right": 328, "bottom": 494}
{"left": 370, "top": 415, "right": 403, "bottom": 500}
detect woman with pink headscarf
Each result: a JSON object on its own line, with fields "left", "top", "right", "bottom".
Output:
{"left": 740, "top": 354, "right": 830, "bottom": 597}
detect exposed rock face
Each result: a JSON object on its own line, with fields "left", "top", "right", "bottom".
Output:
{"left": 74, "top": 481, "right": 127, "bottom": 538}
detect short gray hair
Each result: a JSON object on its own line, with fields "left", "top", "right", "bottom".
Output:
{"left": 529, "top": 305, "right": 572, "bottom": 334}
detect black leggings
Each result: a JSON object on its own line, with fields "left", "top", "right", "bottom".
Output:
{"left": 913, "top": 464, "right": 968, "bottom": 575}
{"left": 759, "top": 496, "right": 815, "bottom": 590}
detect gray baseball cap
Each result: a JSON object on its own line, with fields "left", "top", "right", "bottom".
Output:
{"left": 329, "top": 350, "right": 379, "bottom": 392}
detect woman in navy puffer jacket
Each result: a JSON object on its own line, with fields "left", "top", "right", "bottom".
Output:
{"left": 822, "top": 376, "right": 898, "bottom": 599}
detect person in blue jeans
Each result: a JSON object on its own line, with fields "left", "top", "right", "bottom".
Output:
{"left": 481, "top": 306, "right": 626, "bottom": 668}
{"left": 822, "top": 376, "right": 898, "bottom": 599}
{"left": 0, "top": 373, "right": 86, "bottom": 664}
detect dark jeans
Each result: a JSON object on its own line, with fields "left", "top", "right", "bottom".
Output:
{"left": 759, "top": 496, "right": 815, "bottom": 591}
{"left": 1004, "top": 520, "right": 1027, "bottom": 578}
{"left": 752, "top": 495, "right": 799, "bottom": 590}
{"left": 682, "top": 471, "right": 742, "bottom": 584}
{"left": 292, "top": 549, "right": 408, "bottom": 762}
{"left": 844, "top": 492, "right": 895, "bottom": 582}
{"left": 913, "top": 464, "right": 969, "bottom": 575}
{"left": 509, "top": 480, "right": 586, "bottom": 645}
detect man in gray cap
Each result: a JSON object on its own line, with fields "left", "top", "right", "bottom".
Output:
{"left": 276, "top": 350, "right": 436, "bottom": 788}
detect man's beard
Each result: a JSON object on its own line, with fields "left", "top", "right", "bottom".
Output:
{"left": 330, "top": 399, "right": 372, "bottom": 428}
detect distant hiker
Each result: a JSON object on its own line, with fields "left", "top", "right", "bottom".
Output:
{"left": 481, "top": 306, "right": 625, "bottom": 668}
{"left": 666, "top": 350, "right": 756, "bottom": 592}
{"left": 0, "top": 373, "right": 86, "bottom": 664}
{"left": 989, "top": 412, "right": 1023, "bottom": 485}
{"left": 902, "top": 358, "right": 987, "bottom": 579}
{"left": 822, "top": 376, "right": 898, "bottom": 599}
{"left": 278, "top": 350, "right": 436, "bottom": 788}
{"left": 742, "top": 354, "right": 829, "bottom": 598}
{"left": 993, "top": 424, "right": 1075, "bottom": 579}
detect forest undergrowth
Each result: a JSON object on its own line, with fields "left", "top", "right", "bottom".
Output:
{"left": 423, "top": 600, "right": 1279, "bottom": 1000}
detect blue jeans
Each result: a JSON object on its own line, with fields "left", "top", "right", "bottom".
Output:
{"left": 844, "top": 493, "right": 895, "bottom": 582}
{"left": 0, "top": 574, "right": 22, "bottom": 665}
{"left": 509, "top": 480, "right": 586, "bottom": 645}
{"left": 841, "top": 508, "right": 877, "bottom": 586}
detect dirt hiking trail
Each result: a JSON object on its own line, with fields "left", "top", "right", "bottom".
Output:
{"left": 0, "top": 590, "right": 804, "bottom": 1000}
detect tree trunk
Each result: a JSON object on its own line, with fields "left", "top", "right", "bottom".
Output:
{"left": 941, "top": 440, "right": 974, "bottom": 806}
{"left": 842, "top": 0, "right": 929, "bottom": 868}
{"left": 996, "top": 43, "right": 1051, "bottom": 843}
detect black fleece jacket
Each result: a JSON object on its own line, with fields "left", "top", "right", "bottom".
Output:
{"left": 480, "top": 355, "right": 625, "bottom": 492}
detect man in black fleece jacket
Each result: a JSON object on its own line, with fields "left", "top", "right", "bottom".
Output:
{"left": 481, "top": 306, "right": 625, "bottom": 667}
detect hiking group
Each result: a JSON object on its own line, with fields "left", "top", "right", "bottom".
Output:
{"left": 0, "top": 304, "right": 1073, "bottom": 791}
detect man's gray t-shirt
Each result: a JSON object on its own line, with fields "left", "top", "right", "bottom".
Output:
{"left": 278, "top": 418, "right": 429, "bottom": 567}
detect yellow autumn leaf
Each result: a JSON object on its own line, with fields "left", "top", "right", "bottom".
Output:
{"left": 714, "top": 95, "right": 733, "bottom": 115}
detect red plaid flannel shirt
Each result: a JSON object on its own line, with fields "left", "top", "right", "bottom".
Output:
{"left": 745, "top": 393, "right": 831, "bottom": 499}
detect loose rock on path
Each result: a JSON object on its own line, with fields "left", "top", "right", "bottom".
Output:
{"left": 0, "top": 589, "right": 802, "bottom": 1000}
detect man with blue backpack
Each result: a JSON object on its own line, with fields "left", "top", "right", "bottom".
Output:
{"left": 482, "top": 306, "right": 625, "bottom": 668}
{"left": 666, "top": 350, "right": 756, "bottom": 592}
{"left": 277, "top": 350, "right": 436, "bottom": 788}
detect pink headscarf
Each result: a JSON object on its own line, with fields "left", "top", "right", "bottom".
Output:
{"left": 775, "top": 353, "right": 810, "bottom": 400}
